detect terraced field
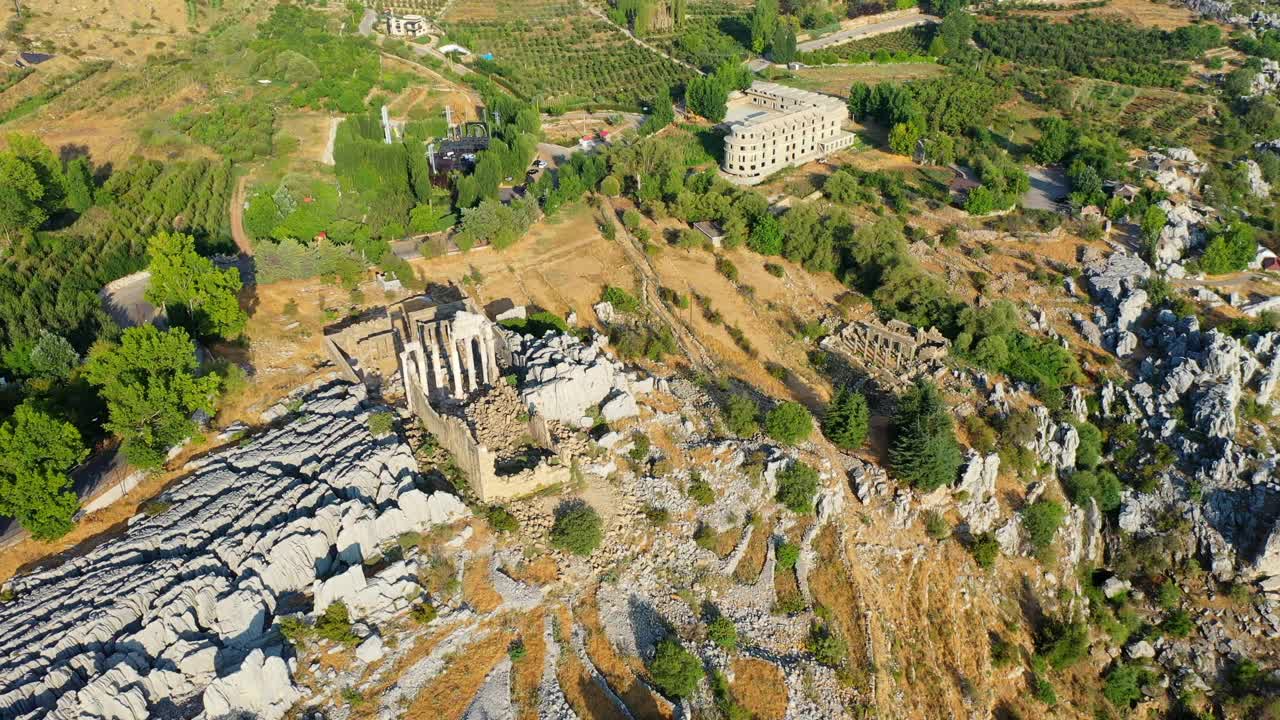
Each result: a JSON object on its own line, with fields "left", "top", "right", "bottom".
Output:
{"left": 1074, "top": 79, "right": 1208, "bottom": 141}
{"left": 825, "top": 23, "right": 936, "bottom": 59}
{"left": 442, "top": 0, "right": 695, "bottom": 108}
{"left": 374, "top": 0, "right": 451, "bottom": 18}
{"left": 645, "top": 0, "right": 754, "bottom": 71}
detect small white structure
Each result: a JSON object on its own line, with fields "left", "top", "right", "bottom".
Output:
{"left": 437, "top": 43, "right": 471, "bottom": 56}
{"left": 386, "top": 13, "right": 429, "bottom": 37}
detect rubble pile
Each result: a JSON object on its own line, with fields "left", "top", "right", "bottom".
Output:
{"left": 0, "top": 382, "right": 467, "bottom": 720}
{"left": 508, "top": 331, "right": 653, "bottom": 425}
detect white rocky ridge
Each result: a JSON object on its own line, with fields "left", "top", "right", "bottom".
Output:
{"left": 1084, "top": 252, "right": 1150, "bottom": 358}
{"left": 0, "top": 381, "right": 468, "bottom": 719}
{"left": 507, "top": 330, "right": 647, "bottom": 425}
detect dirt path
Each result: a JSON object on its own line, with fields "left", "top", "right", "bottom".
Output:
{"left": 230, "top": 174, "right": 253, "bottom": 257}
{"left": 581, "top": 1, "right": 702, "bottom": 75}
{"left": 601, "top": 198, "right": 716, "bottom": 371}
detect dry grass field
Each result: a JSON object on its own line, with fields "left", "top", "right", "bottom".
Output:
{"left": 782, "top": 62, "right": 946, "bottom": 95}
{"left": 0, "top": 0, "right": 251, "bottom": 63}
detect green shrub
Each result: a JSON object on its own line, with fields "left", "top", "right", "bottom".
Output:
{"left": 923, "top": 510, "right": 951, "bottom": 540}
{"left": 969, "top": 532, "right": 1000, "bottom": 569}
{"left": 649, "top": 638, "right": 704, "bottom": 698}
{"left": 723, "top": 394, "right": 759, "bottom": 436}
{"left": 1157, "top": 580, "right": 1182, "bottom": 610}
{"left": 1022, "top": 498, "right": 1066, "bottom": 554}
{"left": 643, "top": 504, "right": 671, "bottom": 525}
{"left": 602, "top": 285, "right": 642, "bottom": 313}
{"left": 551, "top": 503, "right": 603, "bottom": 556}
{"left": 410, "top": 602, "right": 438, "bottom": 625}
{"left": 1162, "top": 608, "right": 1193, "bottom": 638}
{"left": 716, "top": 255, "right": 739, "bottom": 281}
{"left": 823, "top": 387, "right": 870, "bottom": 450}
{"left": 1062, "top": 468, "right": 1123, "bottom": 512}
{"left": 764, "top": 401, "right": 813, "bottom": 445}
{"left": 508, "top": 638, "right": 527, "bottom": 661}
{"left": 806, "top": 621, "right": 847, "bottom": 667}
{"left": 629, "top": 434, "right": 651, "bottom": 462}
{"left": 315, "top": 601, "right": 357, "bottom": 644}
{"left": 707, "top": 615, "right": 738, "bottom": 650}
{"left": 1036, "top": 616, "right": 1088, "bottom": 671}
{"left": 485, "top": 505, "right": 520, "bottom": 533}
{"left": 279, "top": 615, "right": 311, "bottom": 645}
{"left": 688, "top": 479, "right": 715, "bottom": 506}
{"left": 776, "top": 541, "right": 800, "bottom": 570}
{"left": 1103, "top": 663, "right": 1153, "bottom": 709}
{"left": 990, "top": 633, "right": 1017, "bottom": 668}
{"left": 368, "top": 411, "right": 395, "bottom": 437}
{"left": 775, "top": 461, "right": 819, "bottom": 514}
{"left": 1074, "top": 419, "right": 1103, "bottom": 469}
{"left": 1031, "top": 673, "right": 1057, "bottom": 706}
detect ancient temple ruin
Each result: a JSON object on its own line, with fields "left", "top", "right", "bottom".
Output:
{"left": 391, "top": 295, "right": 502, "bottom": 401}
{"left": 325, "top": 288, "right": 576, "bottom": 502}
{"left": 821, "top": 315, "right": 950, "bottom": 374}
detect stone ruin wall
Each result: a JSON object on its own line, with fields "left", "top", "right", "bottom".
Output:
{"left": 325, "top": 293, "right": 576, "bottom": 504}
{"left": 403, "top": 363, "right": 569, "bottom": 503}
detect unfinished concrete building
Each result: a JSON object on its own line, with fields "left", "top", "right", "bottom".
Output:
{"left": 721, "top": 82, "right": 856, "bottom": 185}
{"left": 325, "top": 288, "right": 575, "bottom": 502}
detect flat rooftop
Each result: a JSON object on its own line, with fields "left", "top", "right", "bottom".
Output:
{"left": 723, "top": 98, "right": 784, "bottom": 126}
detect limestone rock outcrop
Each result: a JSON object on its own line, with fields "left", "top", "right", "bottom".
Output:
{"left": 0, "top": 382, "right": 466, "bottom": 719}
{"left": 508, "top": 331, "right": 644, "bottom": 424}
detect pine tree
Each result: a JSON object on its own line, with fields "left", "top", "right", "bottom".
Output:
{"left": 64, "top": 157, "right": 95, "bottom": 213}
{"left": 889, "top": 379, "right": 962, "bottom": 491}
{"left": 823, "top": 387, "right": 869, "bottom": 450}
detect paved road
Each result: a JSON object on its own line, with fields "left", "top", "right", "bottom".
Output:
{"left": 99, "top": 271, "right": 161, "bottom": 329}
{"left": 796, "top": 14, "right": 938, "bottom": 53}
{"left": 357, "top": 7, "right": 378, "bottom": 36}
{"left": 1023, "top": 167, "right": 1070, "bottom": 212}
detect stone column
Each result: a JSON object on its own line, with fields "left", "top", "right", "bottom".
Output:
{"left": 442, "top": 324, "right": 463, "bottom": 399}
{"left": 412, "top": 345, "right": 429, "bottom": 399}
{"left": 399, "top": 349, "right": 419, "bottom": 414}
{"left": 460, "top": 337, "right": 478, "bottom": 393}
{"left": 485, "top": 331, "right": 500, "bottom": 385}
{"left": 426, "top": 324, "right": 445, "bottom": 397}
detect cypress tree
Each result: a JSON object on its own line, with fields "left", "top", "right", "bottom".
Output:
{"left": 823, "top": 386, "right": 869, "bottom": 450}
{"left": 889, "top": 379, "right": 962, "bottom": 491}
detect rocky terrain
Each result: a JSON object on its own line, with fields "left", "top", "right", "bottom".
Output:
{"left": 0, "top": 382, "right": 467, "bottom": 719}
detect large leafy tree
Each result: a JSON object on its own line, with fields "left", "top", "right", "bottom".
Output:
{"left": 0, "top": 154, "right": 48, "bottom": 242}
{"left": 823, "top": 386, "right": 869, "bottom": 450}
{"left": 0, "top": 402, "right": 88, "bottom": 540}
{"left": 889, "top": 379, "right": 962, "bottom": 491}
{"left": 84, "top": 325, "right": 221, "bottom": 469}
{"left": 145, "top": 231, "right": 247, "bottom": 340}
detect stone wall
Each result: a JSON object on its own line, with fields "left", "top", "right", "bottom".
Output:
{"left": 404, "top": 355, "right": 566, "bottom": 502}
